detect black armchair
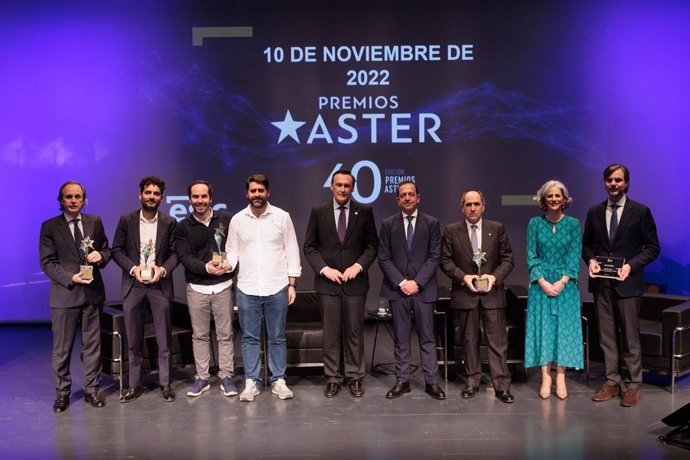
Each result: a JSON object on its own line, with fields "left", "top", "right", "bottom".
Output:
{"left": 100, "top": 299, "right": 194, "bottom": 396}
{"left": 583, "top": 292, "right": 690, "bottom": 392}
{"left": 285, "top": 290, "right": 323, "bottom": 368}
{"left": 435, "top": 285, "right": 527, "bottom": 379}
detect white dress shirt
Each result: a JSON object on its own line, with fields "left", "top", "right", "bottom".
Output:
{"left": 226, "top": 203, "right": 302, "bottom": 296}
{"left": 138, "top": 210, "right": 158, "bottom": 267}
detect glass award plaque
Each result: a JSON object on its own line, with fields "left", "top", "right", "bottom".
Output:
{"left": 594, "top": 256, "right": 625, "bottom": 280}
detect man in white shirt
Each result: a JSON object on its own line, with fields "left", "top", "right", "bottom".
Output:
{"left": 226, "top": 174, "right": 302, "bottom": 402}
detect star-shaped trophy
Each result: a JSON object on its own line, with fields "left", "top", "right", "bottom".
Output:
{"left": 79, "top": 236, "right": 96, "bottom": 281}
{"left": 472, "top": 250, "right": 489, "bottom": 292}
{"left": 212, "top": 223, "right": 226, "bottom": 266}
{"left": 140, "top": 239, "right": 154, "bottom": 281}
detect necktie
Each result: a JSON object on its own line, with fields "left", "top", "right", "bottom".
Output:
{"left": 71, "top": 218, "right": 83, "bottom": 253}
{"left": 470, "top": 224, "right": 479, "bottom": 254}
{"left": 609, "top": 204, "right": 619, "bottom": 245}
{"left": 406, "top": 215, "right": 414, "bottom": 250}
{"left": 337, "top": 205, "right": 347, "bottom": 243}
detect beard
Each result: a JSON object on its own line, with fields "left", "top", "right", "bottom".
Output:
{"left": 142, "top": 200, "right": 160, "bottom": 212}
{"left": 250, "top": 197, "right": 266, "bottom": 209}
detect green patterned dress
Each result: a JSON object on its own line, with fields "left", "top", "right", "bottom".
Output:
{"left": 524, "top": 214, "right": 583, "bottom": 369}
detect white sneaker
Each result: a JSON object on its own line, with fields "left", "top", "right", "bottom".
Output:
{"left": 239, "top": 379, "right": 260, "bottom": 402}
{"left": 271, "top": 378, "right": 294, "bottom": 400}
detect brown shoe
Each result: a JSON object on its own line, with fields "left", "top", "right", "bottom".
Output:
{"left": 620, "top": 388, "right": 640, "bottom": 407}
{"left": 591, "top": 383, "right": 620, "bottom": 402}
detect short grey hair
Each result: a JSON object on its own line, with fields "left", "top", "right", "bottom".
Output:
{"left": 533, "top": 180, "right": 573, "bottom": 211}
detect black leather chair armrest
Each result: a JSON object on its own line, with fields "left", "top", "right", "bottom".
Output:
{"left": 662, "top": 301, "right": 690, "bottom": 357}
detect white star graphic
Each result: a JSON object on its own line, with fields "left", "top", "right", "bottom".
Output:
{"left": 271, "top": 110, "right": 306, "bottom": 144}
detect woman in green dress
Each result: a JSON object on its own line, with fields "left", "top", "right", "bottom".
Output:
{"left": 525, "top": 180, "right": 583, "bottom": 399}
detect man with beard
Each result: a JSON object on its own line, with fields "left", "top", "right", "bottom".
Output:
{"left": 583, "top": 164, "right": 659, "bottom": 407}
{"left": 225, "top": 174, "right": 301, "bottom": 402}
{"left": 176, "top": 180, "right": 237, "bottom": 398}
{"left": 304, "top": 169, "right": 378, "bottom": 398}
{"left": 40, "top": 180, "right": 111, "bottom": 412}
{"left": 112, "top": 176, "right": 179, "bottom": 402}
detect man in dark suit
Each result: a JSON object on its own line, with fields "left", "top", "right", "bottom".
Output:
{"left": 112, "top": 176, "right": 179, "bottom": 403}
{"left": 441, "top": 190, "right": 515, "bottom": 403}
{"left": 39, "top": 180, "right": 111, "bottom": 412}
{"left": 378, "top": 181, "right": 446, "bottom": 400}
{"left": 583, "top": 163, "right": 660, "bottom": 407}
{"left": 304, "top": 169, "right": 378, "bottom": 398}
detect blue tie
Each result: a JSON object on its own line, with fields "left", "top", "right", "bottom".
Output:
{"left": 609, "top": 204, "right": 619, "bottom": 245}
{"left": 406, "top": 215, "right": 414, "bottom": 250}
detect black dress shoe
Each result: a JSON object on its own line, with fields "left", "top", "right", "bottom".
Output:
{"left": 120, "top": 386, "right": 144, "bottom": 403}
{"left": 53, "top": 395, "right": 69, "bottom": 413}
{"left": 324, "top": 382, "right": 341, "bottom": 398}
{"left": 349, "top": 380, "right": 364, "bottom": 397}
{"left": 425, "top": 383, "right": 446, "bottom": 400}
{"left": 461, "top": 386, "right": 479, "bottom": 399}
{"left": 386, "top": 381, "right": 411, "bottom": 399}
{"left": 160, "top": 385, "right": 176, "bottom": 402}
{"left": 495, "top": 390, "right": 515, "bottom": 404}
{"left": 85, "top": 391, "right": 106, "bottom": 408}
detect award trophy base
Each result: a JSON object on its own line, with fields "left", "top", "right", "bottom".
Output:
{"left": 140, "top": 268, "right": 153, "bottom": 281}
{"left": 212, "top": 251, "right": 226, "bottom": 266}
{"left": 473, "top": 276, "right": 489, "bottom": 293}
{"left": 80, "top": 265, "right": 93, "bottom": 281}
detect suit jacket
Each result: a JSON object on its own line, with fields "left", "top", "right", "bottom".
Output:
{"left": 39, "top": 213, "right": 111, "bottom": 308}
{"left": 582, "top": 197, "right": 660, "bottom": 297}
{"left": 111, "top": 210, "right": 179, "bottom": 300}
{"left": 440, "top": 219, "right": 514, "bottom": 309}
{"left": 303, "top": 200, "right": 378, "bottom": 296}
{"left": 378, "top": 212, "right": 441, "bottom": 304}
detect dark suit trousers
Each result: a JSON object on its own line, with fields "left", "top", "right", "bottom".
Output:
{"left": 320, "top": 293, "right": 366, "bottom": 382}
{"left": 455, "top": 304, "right": 510, "bottom": 391}
{"left": 390, "top": 297, "right": 440, "bottom": 384}
{"left": 123, "top": 284, "right": 172, "bottom": 387}
{"left": 594, "top": 281, "right": 642, "bottom": 389}
{"left": 50, "top": 304, "right": 102, "bottom": 396}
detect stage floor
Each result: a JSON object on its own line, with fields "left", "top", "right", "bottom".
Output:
{"left": 1, "top": 323, "right": 689, "bottom": 459}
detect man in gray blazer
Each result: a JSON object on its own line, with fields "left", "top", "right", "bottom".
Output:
{"left": 378, "top": 181, "right": 445, "bottom": 400}
{"left": 304, "top": 169, "right": 378, "bottom": 398}
{"left": 441, "top": 190, "right": 515, "bottom": 403}
{"left": 39, "top": 181, "right": 111, "bottom": 412}
{"left": 112, "top": 176, "right": 179, "bottom": 403}
{"left": 583, "top": 163, "right": 660, "bottom": 407}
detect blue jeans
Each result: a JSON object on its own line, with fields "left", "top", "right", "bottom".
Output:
{"left": 236, "top": 286, "right": 289, "bottom": 385}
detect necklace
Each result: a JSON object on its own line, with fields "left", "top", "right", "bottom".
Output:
{"left": 545, "top": 214, "right": 564, "bottom": 234}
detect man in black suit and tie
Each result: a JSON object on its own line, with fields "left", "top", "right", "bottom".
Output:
{"left": 304, "top": 169, "right": 378, "bottom": 398}
{"left": 112, "top": 176, "right": 179, "bottom": 403}
{"left": 378, "top": 181, "right": 446, "bottom": 400}
{"left": 39, "top": 181, "right": 111, "bottom": 412}
{"left": 583, "top": 163, "right": 660, "bottom": 407}
{"left": 441, "top": 190, "right": 515, "bottom": 403}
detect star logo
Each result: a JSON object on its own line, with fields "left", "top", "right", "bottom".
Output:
{"left": 271, "top": 110, "right": 305, "bottom": 144}
{"left": 80, "top": 236, "right": 95, "bottom": 255}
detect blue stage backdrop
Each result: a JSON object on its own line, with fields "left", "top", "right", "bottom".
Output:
{"left": 1, "top": 1, "right": 688, "bottom": 321}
